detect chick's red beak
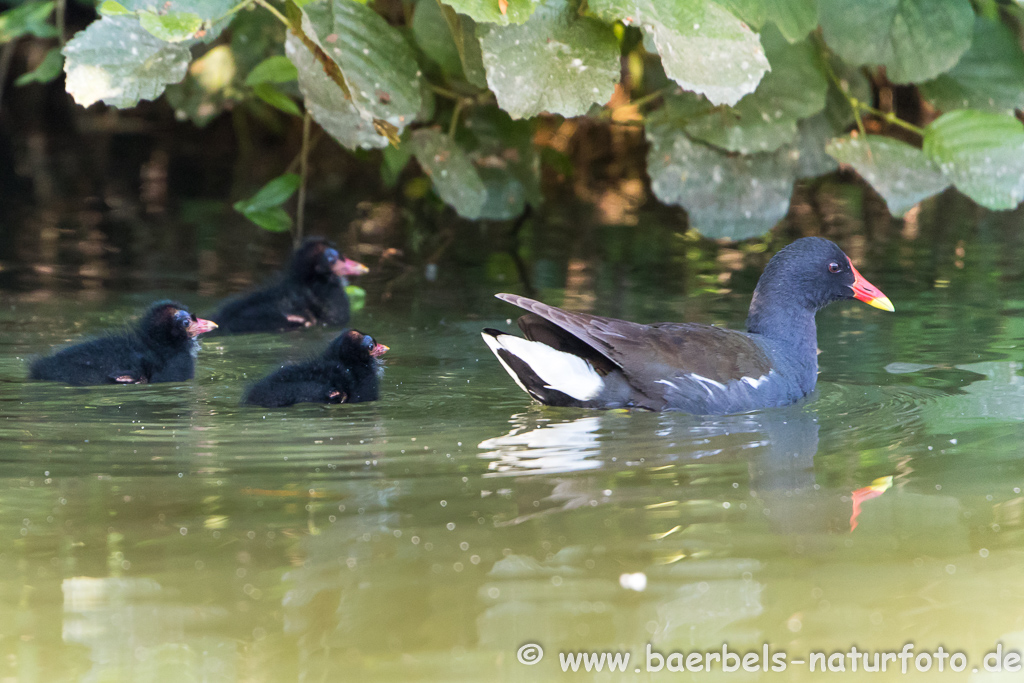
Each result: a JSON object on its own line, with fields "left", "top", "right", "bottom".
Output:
{"left": 188, "top": 317, "right": 219, "bottom": 337}
{"left": 848, "top": 259, "right": 895, "bottom": 312}
{"left": 369, "top": 343, "right": 389, "bottom": 358}
{"left": 333, "top": 257, "right": 369, "bottom": 278}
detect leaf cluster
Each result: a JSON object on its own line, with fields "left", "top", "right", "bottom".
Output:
{"left": 6, "top": 0, "right": 1024, "bottom": 238}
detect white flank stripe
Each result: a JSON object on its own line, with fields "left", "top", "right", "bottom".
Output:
{"left": 482, "top": 333, "right": 604, "bottom": 401}
{"left": 688, "top": 373, "right": 727, "bottom": 396}
{"left": 741, "top": 374, "right": 769, "bottom": 389}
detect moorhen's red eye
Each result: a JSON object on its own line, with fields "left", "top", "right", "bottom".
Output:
{"left": 828, "top": 261, "right": 842, "bottom": 274}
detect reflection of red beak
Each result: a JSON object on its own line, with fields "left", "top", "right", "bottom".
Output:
{"left": 333, "top": 257, "right": 369, "bottom": 278}
{"left": 850, "top": 476, "right": 893, "bottom": 531}
{"left": 188, "top": 318, "right": 219, "bottom": 337}
{"left": 370, "top": 343, "right": 389, "bottom": 358}
{"left": 848, "top": 259, "right": 895, "bottom": 312}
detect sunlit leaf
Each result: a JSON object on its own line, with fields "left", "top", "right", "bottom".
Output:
{"left": 245, "top": 55, "right": 298, "bottom": 85}
{"left": 288, "top": 0, "right": 423, "bottom": 149}
{"left": 63, "top": 15, "right": 191, "bottom": 108}
{"left": 646, "top": 108, "right": 798, "bottom": 239}
{"left": 98, "top": 0, "right": 133, "bottom": 16}
{"left": 0, "top": 1, "right": 57, "bottom": 42}
{"left": 15, "top": 47, "right": 63, "bottom": 86}
{"left": 138, "top": 10, "right": 202, "bottom": 42}
{"left": 590, "top": 0, "right": 769, "bottom": 106}
{"left": 923, "top": 110, "right": 1024, "bottom": 210}
{"left": 440, "top": 0, "right": 540, "bottom": 26}
{"left": 919, "top": 18, "right": 1024, "bottom": 114}
{"left": 819, "top": 0, "right": 973, "bottom": 83}
{"left": 478, "top": 0, "right": 620, "bottom": 119}
{"left": 684, "top": 27, "right": 826, "bottom": 153}
{"left": 826, "top": 135, "right": 948, "bottom": 216}
{"left": 121, "top": 0, "right": 238, "bottom": 42}
{"left": 411, "top": 128, "right": 487, "bottom": 219}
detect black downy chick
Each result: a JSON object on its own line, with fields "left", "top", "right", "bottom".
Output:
{"left": 29, "top": 301, "right": 218, "bottom": 386}
{"left": 210, "top": 237, "right": 369, "bottom": 334}
{"left": 242, "top": 329, "right": 389, "bottom": 407}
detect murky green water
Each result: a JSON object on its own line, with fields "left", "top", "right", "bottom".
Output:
{"left": 4, "top": 208, "right": 1024, "bottom": 682}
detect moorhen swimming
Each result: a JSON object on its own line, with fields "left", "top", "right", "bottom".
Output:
{"left": 482, "top": 237, "right": 894, "bottom": 414}
{"left": 29, "top": 301, "right": 218, "bottom": 385}
{"left": 242, "top": 329, "right": 389, "bottom": 407}
{"left": 210, "top": 237, "right": 369, "bottom": 334}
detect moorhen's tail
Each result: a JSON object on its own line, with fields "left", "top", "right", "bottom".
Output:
{"left": 481, "top": 328, "right": 606, "bottom": 407}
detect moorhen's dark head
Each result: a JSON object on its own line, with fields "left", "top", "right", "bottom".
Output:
{"left": 290, "top": 238, "right": 369, "bottom": 284}
{"left": 750, "top": 237, "right": 894, "bottom": 315}
{"left": 327, "top": 329, "right": 389, "bottom": 363}
{"left": 141, "top": 301, "right": 218, "bottom": 346}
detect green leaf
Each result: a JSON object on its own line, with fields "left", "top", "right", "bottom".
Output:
{"left": 919, "top": 18, "right": 1024, "bottom": 114}
{"left": 138, "top": 10, "right": 202, "bottom": 42}
{"left": 764, "top": 0, "right": 817, "bottom": 42}
{"left": 241, "top": 207, "right": 293, "bottom": 232}
{"left": 245, "top": 55, "right": 298, "bottom": 85}
{"left": 794, "top": 112, "right": 839, "bottom": 179}
{"left": 120, "top": 0, "right": 239, "bottom": 42}
{"left": 287, "top": 0, "right": 423, "bottom": 149}
{"left": 381, "top": 140, "right": 412, "bottom": 188}
{"left": 590, "top": 0, "right": 769, "bottom": 106}
{"left": 683, "top": 27, "right": 827, "bottom": 153}
{"left": 923, "top": 110, "right": 1024, "bottom": 210}
{"left": 252, "top": 82, "right": 302, "bottom": 115}
{"left": 440, "top": 0, "right": 541, "bottom": 26}
{"left": 826, "top": 135, "right": 948, "bottom": 216}
{"left": 819, "top": 0, "right": 973, "bottom": 83}
{"left": 15, "top": 47, "right": 63, "bottom": 86}
{"left": 0, "top": 1, "right": 57, "bottom": 42}
{"left": 411, "top": 128, "right": 488, "bottom": 219}
{"left": 235, "top": 173, "right": 301, "bottom": 212}
{"left": 62, "top": 16, "right": 191, "bottom": 108}
{"left": 344, "top": 285, "right": 366, "bottom": 313}
{"left": 478, "top": 0, "right": 620, "bottom": 120}
{"left": 462, "top": 107, "right": 541, "bottom": 218}
{"left": 646, "top": 108, "right": 798, "bottom": 240}
{"left": 98, "top": 1, "right": 133, "bottom": 16}
{"left": 412, "top": 0, "right": 464, "bottom": 80}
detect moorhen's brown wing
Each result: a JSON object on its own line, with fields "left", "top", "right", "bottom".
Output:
{"left": 498, "top": 294, "right": 774, "bottom": 409}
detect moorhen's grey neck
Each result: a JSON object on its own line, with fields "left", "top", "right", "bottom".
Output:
{"left": 482, "top": 237, "right": 893, "bottom": 415}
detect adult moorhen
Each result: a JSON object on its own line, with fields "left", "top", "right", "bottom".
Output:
{"left": 242, "top": 329, "right": 389, "bottom": 407}
{"left": 29, "top": 301, "right": 218, "bottom": 385}
{"left": 210, "top": 237, "right": 369, "bottom": 334}
{"left": 482, "top": 237, "right": 894, "bottom": 414}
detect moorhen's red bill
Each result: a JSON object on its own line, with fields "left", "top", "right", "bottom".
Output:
{"left": 29, "top": 301, "right": 218, "bottom": 386}
{"left": 210, "top": 237, "right": 369, "bottom": 334}
{"left": 242, "top": 329, "right": 387, "bottom": 407}
{"left": 482, "top": 237, "right": 894, "bottom": 414}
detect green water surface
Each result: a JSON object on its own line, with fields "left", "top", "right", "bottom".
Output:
{"left": 2, "top": 215, "right": 1024, "bottom": 682}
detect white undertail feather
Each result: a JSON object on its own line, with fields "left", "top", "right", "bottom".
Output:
{"left": 482, "top": 332, "right": 605, "bottom": 401}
